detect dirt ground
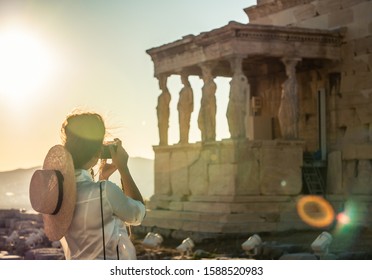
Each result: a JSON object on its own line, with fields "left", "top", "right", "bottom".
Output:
{"left": 2, "top": 209, "right": 372, "bottom": 260}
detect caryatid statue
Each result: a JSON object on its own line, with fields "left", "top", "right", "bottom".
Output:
{"left": 177, "top": 74, "right": 194, "bottom": 144}
{"left": 278, "top": 57, "right": 301, "bottom": 139}
{"left": 198, "top": 63, "right": 217, "bottom": 142}
{"left": 156, "top": 75, "right": 171, "bottom": 146}
{"left": 226, "top": 57, "right": 250, "bottom": 139}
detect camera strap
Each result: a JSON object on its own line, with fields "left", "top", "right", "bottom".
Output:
{"left": 99, "top": 181, "right": 119, "bottom": 260}
{"left": 99, "top": 182, "right": 106, "bottom": 260}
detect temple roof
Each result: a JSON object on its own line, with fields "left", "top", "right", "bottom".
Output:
{"left": 146, "top": 21, "right": 344, "bottom": 78}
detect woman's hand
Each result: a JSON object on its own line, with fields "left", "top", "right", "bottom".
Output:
{"left": 108, "top": 138, "right": 144, "bottom": 204}
{"left": 110, "top": 138, "right": 129, "bottom": 171}
{"left": 99, "top": 159, "right": 118, "bottom": 180}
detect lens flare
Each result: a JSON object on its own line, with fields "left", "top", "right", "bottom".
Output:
{"left": 336, "top": 212, "right": 351, "bottom": 225}
{"left": 334, "top": 199, "right": 363, "bottom": 233}
{"left": 296, "top": 195, "right": 335, "bottom": 228}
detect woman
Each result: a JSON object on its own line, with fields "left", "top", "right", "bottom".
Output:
{"left": 59, "top": 111, "right": 145, "bottom": 260}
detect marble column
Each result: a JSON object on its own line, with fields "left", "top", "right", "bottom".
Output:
{"left": 156, "top": 74, "right": 171, "bottom": 146}
{"left": 198, "top": 63, "right": 217, "bottom": 142}
{"left": 278, "top": 57, "right": 301, "bottom": 139}
{"left": 226, "top": 56, "right": 250, "bottom": 139}
{"left": 177, "top": 73, "right": 194, "bottom": 144}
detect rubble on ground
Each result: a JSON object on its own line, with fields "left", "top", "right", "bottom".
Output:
{"left": 1, "top": 209, "right": 372, "bottom": 260}
{"left": 0, "top": 209, "right": 64, "bottom": 260}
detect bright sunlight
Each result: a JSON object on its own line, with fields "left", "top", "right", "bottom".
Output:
{"left": 0, "top": 24, "right": 58, "bottom": 103}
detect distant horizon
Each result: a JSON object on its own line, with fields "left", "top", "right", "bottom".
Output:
{"left": 0, "top": 156, "right": 154, "bottom": 173}
{"left": 0, "top": 156, "right": 155, "bottom": 209}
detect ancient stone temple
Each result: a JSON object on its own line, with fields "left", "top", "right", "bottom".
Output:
{"left": 143, "top": 0, "right": 372, "bottom": 236}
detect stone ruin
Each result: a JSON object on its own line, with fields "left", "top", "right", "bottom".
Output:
{"left": 141, "top": 0, "right": 372, "bottom": 238}
{"left": 0, "top": 209, "right": 64, "bottom": 260}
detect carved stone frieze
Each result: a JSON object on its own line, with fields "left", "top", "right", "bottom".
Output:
{"left": 235, "top": 27, "right": 342, "bottom": 45}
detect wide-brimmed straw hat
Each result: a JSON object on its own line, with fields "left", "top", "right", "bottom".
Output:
{"left": 29, "top": 145, "right": 76, "bottom": 241}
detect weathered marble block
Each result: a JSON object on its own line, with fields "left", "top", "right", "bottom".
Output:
{"left": 208, "top": 163, "right": 237, "bottom": 195}
{"left": 170, "top": 150, "right": 190, "bottom": 195}
{"left": 236, "top": 148, "right": 260, "bottom": 195}
{"left": 260, "top": 145, "right": 303, "bottom": 195}
{"left": 327, "top": 151, "right": 343, "bottom": 194}
{"left": 189, "top": 152, "right": 208, "bottom": 195}
{"left": 154, "top": 151, "right": 171, "bottom": 195}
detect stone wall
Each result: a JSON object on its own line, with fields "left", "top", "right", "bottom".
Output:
{"left": 254, "top": 69, "right": 326, "bottom": 152}
{"left": 247, "top": 0, "right": 372, "bottom": 195}
{"left": 144, "top": 140, "right": 306, "bottom": 234}
{"left": 153, "top": 139, "right": 304, "bottom": 198}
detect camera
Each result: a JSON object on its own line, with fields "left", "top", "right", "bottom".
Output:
{"left": 100, "top": 141, "right": 117, "bottom": 159}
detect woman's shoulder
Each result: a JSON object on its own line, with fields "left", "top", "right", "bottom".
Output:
{"left": 100, "top": 180, "right": 121, "bottom": 191}
{"left": 102, "top": 180, "right": 132, "bottom": 200}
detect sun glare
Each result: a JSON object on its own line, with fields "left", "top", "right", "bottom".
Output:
{"left": 0, "top": 24, "right": 58, "bottom": 103}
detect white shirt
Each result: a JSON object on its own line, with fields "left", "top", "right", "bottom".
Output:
{"left": 60, "top": 169, "right": 146, "bottom": 260}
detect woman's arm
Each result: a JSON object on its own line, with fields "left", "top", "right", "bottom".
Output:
{"left": 109, "top": 139, "right": 144, "bottom": 205}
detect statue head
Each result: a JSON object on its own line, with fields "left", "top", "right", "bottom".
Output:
{"left": 158, "top": 74, "right": 168, "bottom": 91}
{"left": 180, "top": 74, "right": 190, "bottom": 86}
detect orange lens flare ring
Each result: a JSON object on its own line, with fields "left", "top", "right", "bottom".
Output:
{"left": 296, "top": 195, "right": 335, "bottom": 228}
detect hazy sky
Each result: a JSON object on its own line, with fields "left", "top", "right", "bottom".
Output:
{"left": 0, "top": 0, "right": 256, "bottom": 171}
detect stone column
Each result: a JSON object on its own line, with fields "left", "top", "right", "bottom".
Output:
{"left": 226, "top": 56, "right": 250, "bottom": 139}
{"left": 278, "top": 57, "right": 301, "bottom": 139}
{"left": 177, "top": 73, "right": 194, "bottom": 144}
{"left": 198, "top": 63, "right": 217, "bottom": 142}
{"left": 156, "top": 74, "right": 171, "bottom": 146}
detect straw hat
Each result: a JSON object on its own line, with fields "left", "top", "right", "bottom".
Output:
{"left": 29, "top": 145, "right": 76, "bottom": 241}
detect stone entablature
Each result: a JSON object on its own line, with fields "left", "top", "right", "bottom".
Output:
{"left": 147, "top": 22, "right": 343, "bottom": 77}
{"left": 235, "top": 25, "right": 342, "bottom": 44}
